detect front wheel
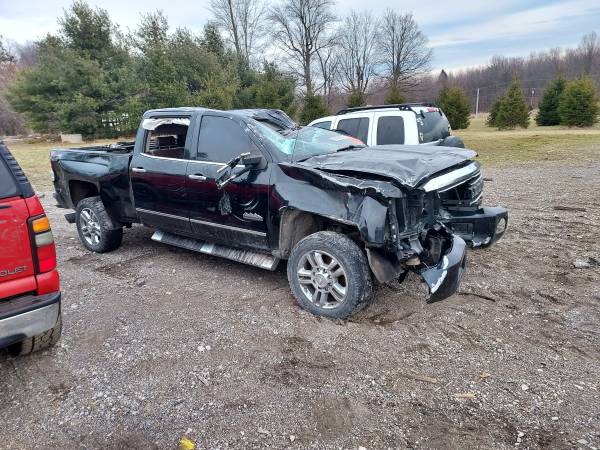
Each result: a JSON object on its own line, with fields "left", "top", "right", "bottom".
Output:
{"left": 76, "top": 196, "right": 123, "bottom": 253}
{"left": 287, "top": 231, "right": 373, "bottom": 319}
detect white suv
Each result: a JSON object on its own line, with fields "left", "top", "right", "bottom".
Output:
{"left": 308, "top": 103, "right": 463, "bottom": 147}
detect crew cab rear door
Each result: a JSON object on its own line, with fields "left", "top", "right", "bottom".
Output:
{"left": 186, "top": 113, "right": 270, "bottom": 250}
{"left": 130, "top": 115, "right": 193, "bottom": 235}
{"left": 0, "top": 154, "right": 36, "bottom": 298}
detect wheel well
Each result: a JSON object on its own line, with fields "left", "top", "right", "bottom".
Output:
{"left": 278, "top": 209, "right": 359, "bottom": 259}
{"left": 69, "top": 180, "right": 99, "bottom": 207}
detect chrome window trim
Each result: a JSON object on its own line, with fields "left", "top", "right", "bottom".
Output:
{"left": 139, "top": 152, "right": 232, "bottom": 167}
{"left": 421, "top": 163, "right": 480, "bottom": 193}
{"left": 140, "top": 152, "right": 191, "bottom": 163}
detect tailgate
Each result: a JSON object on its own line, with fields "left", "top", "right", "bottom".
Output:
{"left": 0, "top": 197, "right": 36, "bottom": 298}
{"left": 0, "top": 146, "right": 37, "bottom": 299}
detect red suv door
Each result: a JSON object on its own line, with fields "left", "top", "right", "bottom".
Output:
{"left": 0, "top": 161, "right": 37, "bottom": 298}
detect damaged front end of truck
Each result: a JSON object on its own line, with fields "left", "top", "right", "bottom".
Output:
{"left": 277, "top": 144, "right": 508, "bottom": 304}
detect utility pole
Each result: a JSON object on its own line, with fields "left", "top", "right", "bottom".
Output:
{"left": 530, "top": 88, "right": 535, "bottom": 109}
{"left": 475, "top": 88, "right": 480, "bottom": 118}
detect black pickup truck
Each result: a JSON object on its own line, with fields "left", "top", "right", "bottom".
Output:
{"left": 51, "top": 108, "right": 507, "bottom": 319}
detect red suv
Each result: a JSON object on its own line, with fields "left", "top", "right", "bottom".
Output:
{"left": 0, "top": 141, "right": 61, "bottom": 355}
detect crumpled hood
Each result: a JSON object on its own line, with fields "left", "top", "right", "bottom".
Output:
{"left": 297, "top": 145, "right": 477, "bottom": 189}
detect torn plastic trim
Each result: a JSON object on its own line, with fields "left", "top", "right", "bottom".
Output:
{"left": 420, "top": 235, "right": 467, "bottom": 303}
{"left": 141, "top": 118, "right": 190, "bottom": 130}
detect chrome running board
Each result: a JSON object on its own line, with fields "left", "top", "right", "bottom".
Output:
{"left": 151, "top": 230, "right": 280, "bottom": 271}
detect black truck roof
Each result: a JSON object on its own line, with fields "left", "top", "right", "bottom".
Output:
{"left": 143, "top": 107, "right": 298, "bottom": 131}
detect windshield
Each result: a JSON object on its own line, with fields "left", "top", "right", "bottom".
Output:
{"left": 255, "top": 123, "right": 365, "bottom": 161}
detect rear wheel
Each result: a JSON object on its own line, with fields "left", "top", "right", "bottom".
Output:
{"left": 9, "top": 315, "right": 62, "bottom": 356}
{"left": 76, "top": 196, "right": 123, "bottom": 253}
{"left": 287, "top": 231, "right": 373, "bottom": 319}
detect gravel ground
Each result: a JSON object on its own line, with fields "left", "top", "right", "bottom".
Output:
{"left": 1, "top": 162, "right": 599, "bottom": 450}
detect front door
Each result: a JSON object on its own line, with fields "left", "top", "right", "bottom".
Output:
{"left": 130, "top": 117, "right": 192, "bottom": 235}
{"left": 186, "top": 114, "right": 270, "bottom": 250}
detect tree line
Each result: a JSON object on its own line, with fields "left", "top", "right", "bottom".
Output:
{"left": 0, "top": 0, "right": 433, "bottom": 137}
{"left": 0, "top": 0, "right": 598, "bottom": 137}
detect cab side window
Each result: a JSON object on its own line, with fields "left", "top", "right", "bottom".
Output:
{"left": 197, "top": 116, "right": 257, "bottom": 163}
{"left": 143, "top": 122, "right": 189, "bottom": 159}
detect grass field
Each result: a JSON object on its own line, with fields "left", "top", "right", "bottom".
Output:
{"left": 456, "top": 116, "right": 600, "bottom": 166}
{"left": 3, "top": 116, "right": 600, "bottom": 192}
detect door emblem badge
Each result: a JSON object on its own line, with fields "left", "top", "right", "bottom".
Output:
{"left": 242, "top": 212, "right": 263, "bottom": 222}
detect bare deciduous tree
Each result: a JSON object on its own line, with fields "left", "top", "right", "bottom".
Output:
{"left": 269, "top": 0, "right": 336, "bottom": 96}
{"left": 338, "top": 11, "right": 378, "bottom": 96}
{"left": 316, "top": 43, "right": 340, "bottom": 105}
{"left": 578, "top": 31, "right": 600, "bottom": 75}
{"left": 209, "top": 0, "right": 267, "bottom": 65}
{"left": 376, "top": 10, "right": 432, "bottom": 91}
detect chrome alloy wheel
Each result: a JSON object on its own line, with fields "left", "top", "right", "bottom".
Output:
{"left": 79, "top": 207, "right": 101, "bottom": 246}
{"left": 296, "top": 250, "right": 348, "bottom": 309}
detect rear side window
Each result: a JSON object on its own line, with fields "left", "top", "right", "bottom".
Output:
{"left": 417, "top": 111, "right": 451, "bottom": 143}
{"left": 312, "top": 121, "right": 332, "bottom": 129}
{"left": 376, "top": 116, "right": 405, "bottom": 145}
{"left": 337, "top": 118, "right": 369, "bottom": 144}
{"left": 0, "top": 159, "right": 19, "bottom": 200}
{"left": 197, "top": 116, "right": 256, "bottom": 163}
{"left": 143, "top": 120, "right": 190, "bottom": 160}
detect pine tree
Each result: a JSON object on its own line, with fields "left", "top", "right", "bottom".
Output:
{"left": 385, "top": 85, "right": 405, "bottom": 104}
{"left": 300, "top": 95, "right": 330, "bottom": 125}
{"left": 346, "top": 90, "right": 367, "bottom": 108}
{"left": 486, "top": 99, "right": 502, "bottom": 127}
{"left": 438, "top": 86, "right": 471, "bottom": 130}
{"left": 558, "top": 78, "right": 599, "bottom": 127}
{"left": 495, "top": 77, "right": 529, "bottom": 129}
{"left": 535, "top": 76, "right": 566, "bottom": 126}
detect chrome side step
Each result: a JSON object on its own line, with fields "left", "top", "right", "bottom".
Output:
{"left": 151, "top": 230, "right": 280, "bottom": 271}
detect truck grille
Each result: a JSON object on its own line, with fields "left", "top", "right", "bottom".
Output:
{"left": 438, "top": 172, "right": 483, "bottom": 207}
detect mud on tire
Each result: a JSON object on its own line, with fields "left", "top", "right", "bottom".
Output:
{"left": 287, "top": 231, "right": 373, "bottom": 319}
{"left": 76, "top": 196, "right": 123, "bottom": 253}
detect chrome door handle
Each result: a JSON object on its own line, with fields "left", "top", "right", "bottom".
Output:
{"left": 132, "top": 167, "right": 146, "bottom": 173}
{"left": 188, "top": 174, "right": 207, "bottom": 181}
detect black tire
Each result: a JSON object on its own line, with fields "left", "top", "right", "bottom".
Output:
{"left": 287, "top": 231, "right": 373, "bottom": 319}
{"left": 9, "top": 315, "right": 62, "bottom": 356}
{"left": 75, "top": 196, "right": 123, "bottom": 253}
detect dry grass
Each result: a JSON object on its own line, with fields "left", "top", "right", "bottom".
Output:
{"left": 455, "top": 116, "right": 600, "bottom": 166}
{"left": 4, "top": 117, "right": 600, "bottom": 192}
{"left": 3, "top": 138, "right": 118, "bottom": 192}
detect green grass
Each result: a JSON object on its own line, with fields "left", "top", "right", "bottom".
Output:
{"left": 4, "top": 118, "right": 600, "bottom": 192}
{"left": 455, "top": 116, "right": 600, "bottom": 166}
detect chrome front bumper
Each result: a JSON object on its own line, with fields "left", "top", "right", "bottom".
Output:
{"left": 0, "top": 291, "right": 61, "bottom": 347}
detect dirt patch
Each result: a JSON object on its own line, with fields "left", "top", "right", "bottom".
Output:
{"left": 0, "top": 161, "right": 599, "bottom": 449}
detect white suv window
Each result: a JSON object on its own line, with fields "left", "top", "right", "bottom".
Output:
{"left": 312, "top": 120, "right": 332, "bottom": 129}
{"left": 376, "top": 116, "right": 405, "bottom": 145}
{"left": 336, "top": 117, "right": 370, "bottom": 144}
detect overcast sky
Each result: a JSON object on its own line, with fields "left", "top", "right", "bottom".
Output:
{"left": 1, "top": 0, "right": 599, "bottom": 72}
